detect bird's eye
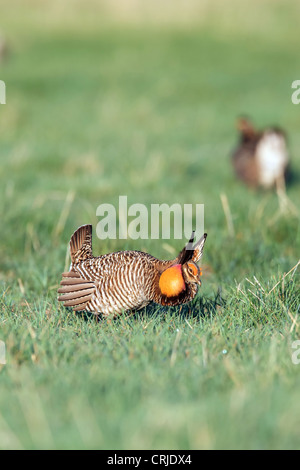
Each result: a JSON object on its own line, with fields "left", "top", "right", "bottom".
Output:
{"left": 187, "top": 263, "right": 197, "bottom": 276}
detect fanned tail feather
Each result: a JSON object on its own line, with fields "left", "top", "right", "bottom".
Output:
{"left": 70, "top": 224, "right": 93, "bottom": 265}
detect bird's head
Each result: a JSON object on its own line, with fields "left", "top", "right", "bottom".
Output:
{"left": 236, "top": 116, "right": 256, "bottom": 141}
{"left": 182, "top": 260, "right": 202, "bottom": 286}
{"left": 158, "top": 261, "right": 202, "bottom": 298}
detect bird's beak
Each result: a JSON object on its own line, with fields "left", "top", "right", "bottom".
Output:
{"left": 196, "top": 278, "right": 202, "bottom": 286}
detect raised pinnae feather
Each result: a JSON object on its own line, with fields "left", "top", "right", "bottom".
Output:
{"left": 192, "top": 233, "right": 207, "bottom": 263}
{"left": 177, "top": 232, "right": 207, "bottom": 265}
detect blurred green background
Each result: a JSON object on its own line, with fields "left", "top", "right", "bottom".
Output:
{"left": 0, "top": 0, "right": 299, "bottom": 450}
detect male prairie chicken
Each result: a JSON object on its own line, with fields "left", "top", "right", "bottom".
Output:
{"left": 232, "top": 117, "right": 289, "bottom": 189}
{"left": 58, "top": 224, "right": 207, "bottom": 317}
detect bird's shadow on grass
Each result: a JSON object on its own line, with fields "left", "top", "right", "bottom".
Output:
{"left": 136, "top": 287, "right": 225, "bottom": 322}
{"left": 72, "top": 287, "right": 225, "bottom": 325}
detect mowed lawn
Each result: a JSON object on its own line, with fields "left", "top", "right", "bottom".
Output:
{"left": 0, "top": 1, "right": 299, "bottom": 449}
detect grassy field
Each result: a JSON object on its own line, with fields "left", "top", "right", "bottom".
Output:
{"left": 0, "top": 0, "right": 299, "bottom": 450}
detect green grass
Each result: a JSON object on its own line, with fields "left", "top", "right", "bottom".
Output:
{"left": 0, "top": 0, "right": 300, "bottom": 450}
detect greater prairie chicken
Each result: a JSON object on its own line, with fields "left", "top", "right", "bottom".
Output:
{"left": 58, "top": 225, "right": 207, "bottom": 317}
{"left": 232, "top": 117, "right": 289, "bottom": 189}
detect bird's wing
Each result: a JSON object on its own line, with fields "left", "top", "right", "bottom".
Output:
{"left": 57, "top": 270, "right": 96, "bottom": 311}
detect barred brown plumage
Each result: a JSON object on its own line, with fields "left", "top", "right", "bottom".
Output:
{"left": 58, "top": 224, "right": 207, "bottom": 317}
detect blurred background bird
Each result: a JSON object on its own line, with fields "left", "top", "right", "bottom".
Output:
{"left": 58, "top": 225, "right": 207, "bottom": 318}
{"left": 232, "top": 116, "right": 290, "bottom": 191}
